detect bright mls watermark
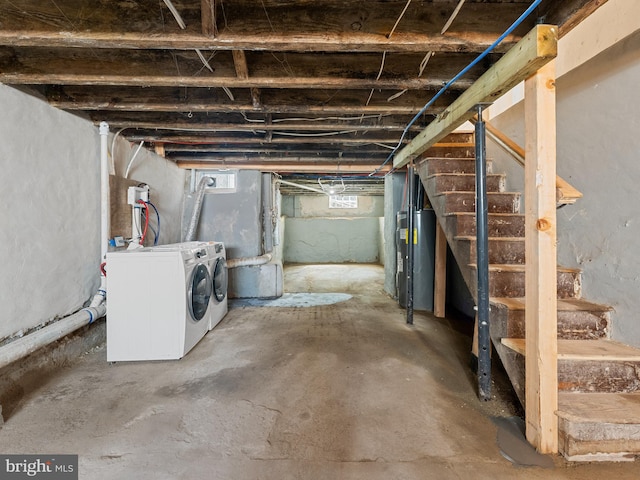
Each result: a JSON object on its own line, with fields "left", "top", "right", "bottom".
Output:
{"left": 0, "top": 455, "right": 77, "bottom": 479}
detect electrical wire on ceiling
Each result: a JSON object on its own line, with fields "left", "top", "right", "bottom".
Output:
{"left": 369, "top": 0, "right": 543, "bottom": 177}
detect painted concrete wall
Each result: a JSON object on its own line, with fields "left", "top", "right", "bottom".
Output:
{"left": 0, "top": 86, "right": 184, "bottom": 342}
{"left": 282, "top": 195, "right": 384, "bottom": 264}
{"left": 489, "top": 30, "right": 640, "bottom": 347}
{"left": 284, "top": 217, "right": 381, "bottom": 263}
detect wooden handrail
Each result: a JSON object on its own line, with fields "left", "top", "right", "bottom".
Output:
{"left": 471, "top": 118, "right": 583, "bottom": 205}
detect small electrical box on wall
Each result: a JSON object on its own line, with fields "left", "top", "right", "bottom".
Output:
{"left": 127, "top": 185, "right": 149, "bottom": 206}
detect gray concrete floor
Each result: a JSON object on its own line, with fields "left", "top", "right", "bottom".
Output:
{"left": 2, "top": 264, "right": 639, "bottom": 479}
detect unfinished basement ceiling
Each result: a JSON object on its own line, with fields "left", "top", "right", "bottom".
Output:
{"left": 0, "top": 0, "right": 604, "bottom": 177}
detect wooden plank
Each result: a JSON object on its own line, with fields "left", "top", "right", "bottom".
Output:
{"left": 201, "top": 0, "right": 217, "bottom": 37}
{"left": 124, "top": 135, "right": 411, "bottom": 145}
{"left": 89, "top": 120, "right": 422, "bottom": 133}
{"left": 47, "top": 99, "right": 443, "bottom": 115}
{"left": 0, "top": 73, "right": 472, "bottom": 91}
{"left": 394, "top": 24, "right": 558, "bottom": 169}
{"left": 232, "top": 50, "right": 250, "bottom": 79}
{"left": 154, "top": 143, "right": 165, "bottom": 158}
{"left": 558, "top": 392, "right": 640, "bottom": 424}
{"left": 502, "top": 338, "right": 640, "bottom": 361}
{"left": 0, "top": 30, "right": 518, "bottom": 54}
{"left": 175, "top": 161, "right": 391, "bottom": 173}
{"left": 433, "top": 221, "right": 447, "bottom": 318}
{"left": 524, "top": 60, "right": 558, "bottom": 455}
{"left": 482, "top": 120, "right": 583, "bottom": 204}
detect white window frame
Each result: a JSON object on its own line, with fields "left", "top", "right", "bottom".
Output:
{"left": 329, "top": 195, "right": 358, "bottom": 209}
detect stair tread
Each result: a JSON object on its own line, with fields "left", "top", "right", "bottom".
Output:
{"left": 491, "top": 297, "right": 613, "bottom": 312}
{"left": 427, "top": 173, "right": 504, "bottom": 179}
{"left": 501, "top": 338, "right": 640, "bottom": 360}
{"left": 444, "top": 212, "right": 524, "bottom": 217}
{"left": 469, "top": 264, "right": 580, "bottom": 273}
{"left": 558, "top": 392, "right": 640, "bottom": 424}
{"left": 435, "top": 191, "right": 519, "bottom": 196}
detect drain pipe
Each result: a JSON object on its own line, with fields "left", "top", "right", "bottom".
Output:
{"left": 0, "top": 305, "right": 106, "bottom": 371}
{"left": 262, "top": 173, "right": 274, "bottom": 254}
{"left": 227, "top": 253, "right": 272, "bottom": 269}
{"left": 185, "top": 176, "right": 214, "bottom": 242}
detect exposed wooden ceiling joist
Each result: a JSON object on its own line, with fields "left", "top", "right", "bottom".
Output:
{"left": 0, "top": 0, "right": 606, "bottom": 175}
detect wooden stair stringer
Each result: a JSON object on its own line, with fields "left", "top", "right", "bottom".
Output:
{"left": 416, "top": 153, "right": 640, "bottom": 461}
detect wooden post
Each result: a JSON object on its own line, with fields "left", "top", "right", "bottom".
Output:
{"left": 433, "top": 221, "right": 447, "bottom": 318}
{"left": 524, "top": 60, "right": 558, "bottom": 454}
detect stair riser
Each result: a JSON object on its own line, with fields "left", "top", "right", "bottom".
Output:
{"left": 559, "top": 360, "right": 640, "bottom": 393}
{"left": 449, "top": 214, "right": 525, "bottom": 238}
{"left": 417, "top": 158, "right": 493, "bottom": 176}
{"left": 499, "top": 310, "right": 610, "bottom": 340}
{"left": 559, "top": 419, "right": 640, "bottom": 460}
{"left": 468, "top": 240, "right": 525, "bottom": 265}
{"left": 485, "top": 270, "right": 581, "bottom": 298}
{"left": 442, "top": 193, "right": 521, "bottom": 214}
{"left": 421, "top": 146, "right": 476, "bottom": 158}
{"left": 438, "top": 133, "right": 475, "bottom": 144}
{"left": 429, "top": 175, "right": 505, "bottom": 193}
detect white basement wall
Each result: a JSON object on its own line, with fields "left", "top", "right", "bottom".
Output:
{"left": 0, "top": 85, "right": 185, "bottom": 342}
{"left": 487, "top": 4, "right": 640, "bottom": 347}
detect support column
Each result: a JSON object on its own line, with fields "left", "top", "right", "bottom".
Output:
{"left": 524, "top": 60, "right": 558, "bottom": 454}
{"left": 475, "top": 105, "right": 491, "bottom": 401}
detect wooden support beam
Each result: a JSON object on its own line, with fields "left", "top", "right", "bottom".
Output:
{"left": 91, "top": 121, "right": 422, "bottom": 133}
{"left": 124, "top": 135, "right": 410, "bottom": 145}
{"left": 524, "top": 60, "right": 558, "bottom": 455}
{"left": 201, "top": 0, "right": 217, "bottom": 37}
{"left": 231, "top": 49, "right": 262, "bottom": 108}
{"left": 175, "top": 161, "right": 391, "bottom": 173}
{"left": 433, "top": 221, "right": 447, "bottom": 318}
{"left": 0, "top": 73, "right": 472, "bottom": 91}
{"left": 394, "top": 24, "right": 558, "bottom": 169}
{"left": 232, "top": 50, "right": 249, "bottom": 79}
{"left": 0, "top": 30, "right": 518, "bottom": 54}
{"left": 47, "top": 99, "right": 440, "bottom": 116}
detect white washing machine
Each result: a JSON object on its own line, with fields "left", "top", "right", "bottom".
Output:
{"left": 207, "top": 242, "right": 228, "bottom": 331}
{"left": 106, "top": 241, "right": 216, "bottom": 361}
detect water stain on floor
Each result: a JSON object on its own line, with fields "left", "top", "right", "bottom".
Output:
{"left": 230, "top": 292, "right": 352, "bottom": 308}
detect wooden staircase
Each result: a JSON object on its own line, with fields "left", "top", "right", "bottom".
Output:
{"left": 416, "top": 142, "right": 640, "bottom": 461}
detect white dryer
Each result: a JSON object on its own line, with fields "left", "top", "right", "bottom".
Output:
{"left": 106, "top": 241, "right": 216, "bottom": 361}
{"left": 207, "top": 242, "right": 228, "bottom": 330}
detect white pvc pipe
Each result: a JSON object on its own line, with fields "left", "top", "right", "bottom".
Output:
{"left": 99, "top": 122, "right": 110, "bottom": 264}
{"left": 227, "top": 253, "right": 272, "bottom": 269}
{"left": 0, "top": 305, "right": 106, "bottom": 371}
{"left": 278, "top": 179, "right": 328, "bottom": 195}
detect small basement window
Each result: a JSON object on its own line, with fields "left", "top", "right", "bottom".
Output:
{"left": 195, "top": 170, "right": 237, "bottom": 193}
{"left": 329, "top": 195, "right": 358, "bottom": 209}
